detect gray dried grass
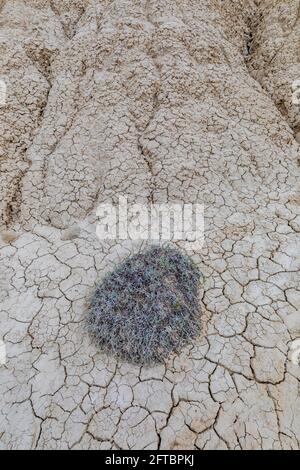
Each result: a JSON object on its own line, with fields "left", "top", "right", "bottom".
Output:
{"left": 87, "top": 245, "right": 202, "bottom": 364}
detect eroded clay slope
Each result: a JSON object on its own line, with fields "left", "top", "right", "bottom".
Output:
{"left": 0, "top": 0, "right": 299, "bottom": 449}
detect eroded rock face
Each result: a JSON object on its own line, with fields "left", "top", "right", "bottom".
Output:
{"left": 0, "top": 0, "right": 299, "bottom": 450}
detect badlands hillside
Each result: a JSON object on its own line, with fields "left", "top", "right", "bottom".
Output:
{"left": 0, "top": 0, "right": 300, "bottom": 450}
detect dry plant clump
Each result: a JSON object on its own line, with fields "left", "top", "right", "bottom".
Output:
{"left": 88, "top": 246, "right": 203, "bottom": 364}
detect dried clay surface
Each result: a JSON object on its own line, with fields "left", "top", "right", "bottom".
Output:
{"left": 0, "top": 0, "right": 300, "bottom": 450}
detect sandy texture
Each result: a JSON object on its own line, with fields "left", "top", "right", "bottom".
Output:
{"left": 0, "top": 0, "right": 299, "bottom": 449}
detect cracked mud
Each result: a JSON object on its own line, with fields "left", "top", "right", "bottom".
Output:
{"left": 0, "top": 0, "right": 299, "bottom": 450}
